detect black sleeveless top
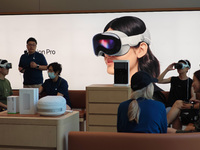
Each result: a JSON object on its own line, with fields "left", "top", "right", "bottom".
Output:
{"left": 167, "top": 76, "right": 193, "bottom": 107}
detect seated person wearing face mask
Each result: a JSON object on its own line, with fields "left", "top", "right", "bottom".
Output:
{"left": 39, "top": 62, "right": 71, "bottom": 110}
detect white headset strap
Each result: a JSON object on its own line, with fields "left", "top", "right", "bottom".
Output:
{"left": 121, "top": 29, "right": 151, "bottom": 46}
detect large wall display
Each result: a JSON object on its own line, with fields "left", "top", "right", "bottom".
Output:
{"left": 0, "top": 11, "right": 200, "bottom": 90}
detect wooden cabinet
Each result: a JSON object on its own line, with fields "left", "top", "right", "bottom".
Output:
{"left": 0, "top": 111, "right": 79, "bottom": 150}
{"left": 86, "top": 84, "right": 131, "bottom": 132}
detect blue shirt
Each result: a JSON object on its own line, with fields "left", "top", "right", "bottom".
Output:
{"left": 117, "top": 97, "right": 167, "bottom": 133}
{"left": 42, "top": 77, "right": 71, "bottom": 107}
{"left": 19, "top": 51, "right": 47, "bottom": 85}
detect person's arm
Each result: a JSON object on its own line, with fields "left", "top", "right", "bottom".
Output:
{"left": 36, "top": 65, "right": 47, "bottom": 70}
{"left": 0, "top": 102, "right": 7, "bottom": 108}
{"left": 18, "top": 67, "right": 25, "bottom": 73}
{"left": 193, "top": 103, "right": 199, "bottom": 109}
{"left": 189, "top": 99, "right": 200, "bottom": 109}
{"left": 191, "top": 99, "right": 200, "bottom": 104}
{"left": 157, "top": 63, "right": 175, "bottom": 83}
{"left": 57, "top": 92, "right": 63, "bottom": 97}
{"left": 36, "top": 53, "right": 48, "bottom": 70}
{"left": 56, "top": 78, "right": 71, "bottom": 109}
{"left": 182, "top": 100, "right": 198, "bottom": 110}
{"left": 184, "top": 123, "right": 195, "bottom": 131}
{"left": 189, "top": 87, "right": 199, "bottom": 109}
{"left": 188, "top": 85, "right": 200, "bottom": 109}
{"left": 190, "top": 87, "right": 196, "bottom": 100}
{"left": 182, "top": 103, "right": 194, "bottom": 109}
{"left": 18, "top": 55, "right": 27, "bottom": 73}
{"left": 30, "top": 61, "right": 47, "bottom": 70}
{"left": 167, "top": 127, "right": 177, "bottom": 133}
{"left": 39, "top": 85, "right": 43, "bottom": 94}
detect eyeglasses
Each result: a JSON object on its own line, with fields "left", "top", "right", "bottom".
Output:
{"left": 27, "top": 44, "right": 36, "bottom": 47}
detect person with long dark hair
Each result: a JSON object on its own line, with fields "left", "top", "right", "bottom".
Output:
{"left": 92, "top": 16, "right": 163, "bottom": 101}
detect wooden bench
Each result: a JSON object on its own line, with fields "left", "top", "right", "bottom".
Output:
{"left": 68, "top": 131, "right": 200, "bottom": 150}
{"left": 12, "top": 89, "right": 86, "bottom": 131}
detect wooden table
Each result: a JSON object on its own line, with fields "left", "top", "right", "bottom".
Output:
{"left": 0, "top": 111, "right": 79, "bottom": 150}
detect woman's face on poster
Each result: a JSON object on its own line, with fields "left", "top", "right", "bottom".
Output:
{"left": 104, "top": 28, "right": 148, "bottom": 80}
{"left": 104, "top": 47, "right": 139, "bottom": 76}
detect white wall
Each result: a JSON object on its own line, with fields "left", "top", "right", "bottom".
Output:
{"left": 1, "top": 11, "right": 200, "bottom": 90}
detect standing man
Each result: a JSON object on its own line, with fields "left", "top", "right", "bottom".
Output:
{"left": 18, "top": 37, "right": 48, "bottom": 88}
{"left": 0, "top": 59, "right": 12, "bottom": 111}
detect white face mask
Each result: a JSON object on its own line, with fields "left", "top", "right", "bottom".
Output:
{"left": 48, "top": 72, "right": 56, "bottom": 79}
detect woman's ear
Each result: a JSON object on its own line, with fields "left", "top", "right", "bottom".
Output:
{"left": 135, "top": 42, "right": 148, "bottom": 58}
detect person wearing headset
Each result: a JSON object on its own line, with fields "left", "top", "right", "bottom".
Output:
{"left": 92, "top": 16, "right": 164, "bottom": 102}
{"left": 0, "top": 59, "right": 12, "bottom": 111}
{"left": 157, "top": 59, "right": 196, "bottom": 129}
{"left": 18, "top": 37, "right": 48, "bottom": 88}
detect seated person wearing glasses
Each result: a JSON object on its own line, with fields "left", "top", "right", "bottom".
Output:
{"left": 0, "top": 59, "right": 12, "bottom": 111}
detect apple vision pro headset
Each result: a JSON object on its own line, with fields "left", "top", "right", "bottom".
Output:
{"left": 0, "top": 59, "right": 12, "bottom": 69}
{"left": 174, "top": 60, "right": 190, "bottom": 70}
{"left": 92, "top": 29, "right": 151, "bottom": 56}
